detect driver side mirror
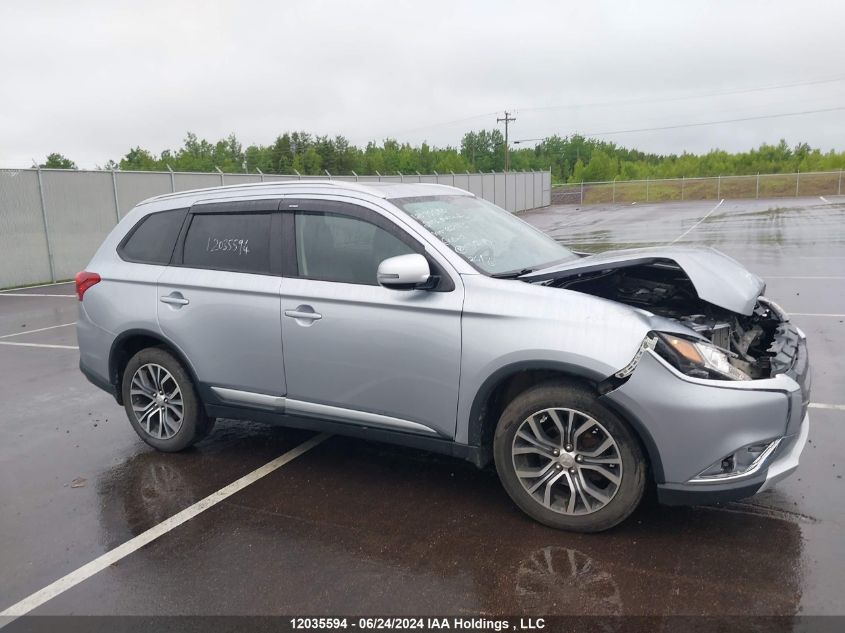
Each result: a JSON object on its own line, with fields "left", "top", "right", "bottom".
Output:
{"left": 377, "top": 254, "right": 434, "bottom": 290}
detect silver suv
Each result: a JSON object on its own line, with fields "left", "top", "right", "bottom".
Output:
{"left": 76, "top": 182, "right": 810, "bottom": 532}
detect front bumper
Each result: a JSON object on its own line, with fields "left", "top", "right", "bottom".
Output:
{"left": 601, "top": 328, "right": 810, "bottom": 505}
{"left": 656, "top": 411, "right": 809, "bottom": 505}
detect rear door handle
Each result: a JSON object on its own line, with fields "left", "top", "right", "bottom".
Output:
{"left": 160, "top": 293, "right": 190, "bottom": 307}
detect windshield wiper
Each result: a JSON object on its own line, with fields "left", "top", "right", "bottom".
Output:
{"left": 491, "top": 268, "right": 535, "bottom": 279}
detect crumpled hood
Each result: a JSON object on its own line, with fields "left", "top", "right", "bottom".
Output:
{"left": 520, "top": 246, "right": 766, "bottom": 316}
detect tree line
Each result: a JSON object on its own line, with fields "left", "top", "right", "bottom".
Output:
{"left": 38, "top": 131, "right": 845, "bottom": 183}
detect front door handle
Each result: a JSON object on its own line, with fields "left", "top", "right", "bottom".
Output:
{"left": 284, "top": 305, "right": 322, "bottom": 324}
{"left": 160, "top": 292, "right": 190, "bottom": 307}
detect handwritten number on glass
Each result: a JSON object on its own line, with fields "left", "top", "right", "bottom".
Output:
{"left": 206, "top": 237, "right": 251, "bottom": 256}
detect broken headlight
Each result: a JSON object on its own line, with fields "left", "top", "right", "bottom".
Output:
{"left": 655, "top": 332, "right": 751, "bottom": 381}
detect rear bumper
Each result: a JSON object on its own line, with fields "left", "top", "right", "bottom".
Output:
{"left": 77, "top": 302, "right": 118, "bottom": 401}
{"left": 80, "top": 357, "right": 118, "bottom": 400}
{"left": 657, "top": 411, "right": 809, "bottom": 505}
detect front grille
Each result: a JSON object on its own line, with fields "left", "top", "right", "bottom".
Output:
{"left": 769, "top": 323, "right": 802, "bottom": 375}
{"left": 780, "top": 326, "right": 811, "bottom": 422}
{"left": 792, "top": 341, "right": 811, "bottom": 421}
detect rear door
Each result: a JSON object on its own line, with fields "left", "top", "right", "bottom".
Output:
{"left": 157, "top": 200, "right": 285, "bottom": 399}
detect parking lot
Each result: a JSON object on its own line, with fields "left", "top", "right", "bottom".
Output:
{"left": 1, "top": 196, "right": 843, "bottom": 619}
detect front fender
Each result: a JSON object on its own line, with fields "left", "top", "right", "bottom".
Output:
{"left": 455, "top": 275, "right": 654, "bottom": 444}
{"left": 461, "top": 355, "right": 610, "bottom": 447}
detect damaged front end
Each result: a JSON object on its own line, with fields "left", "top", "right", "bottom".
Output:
{"left": 520, "top": 246, "right": 811, "bottom": 498}
{"left": 550, "top": 266, "right": 794, "bottom": 381}
{"left": 525, "top": 249, "right": 799, "bottom": 382}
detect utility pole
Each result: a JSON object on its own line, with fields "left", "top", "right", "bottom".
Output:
{"left": 497, "top": 111, "right": 516, "bottom": 172}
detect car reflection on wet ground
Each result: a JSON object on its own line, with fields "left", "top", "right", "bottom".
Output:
{"left": 0, "top": 196, "right": 842, "bottom": 618}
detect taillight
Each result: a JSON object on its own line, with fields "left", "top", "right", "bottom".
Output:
{"left": 75, "top": 271, "right": 101, "bottom": 301}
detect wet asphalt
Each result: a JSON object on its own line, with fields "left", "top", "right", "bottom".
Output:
{"left": 0, "top": 196, "right": 843, "bottom": 617}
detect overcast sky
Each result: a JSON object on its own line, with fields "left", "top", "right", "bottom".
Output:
{"left": 1, "top": 0, "right": 844, "bottom": 169}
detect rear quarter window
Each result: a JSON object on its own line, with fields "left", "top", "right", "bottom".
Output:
{"left": 118, "top": 209, "right": 187, "bottom": 264}
{"left": 182, "top": 213, "right": 272, "bottom": 274}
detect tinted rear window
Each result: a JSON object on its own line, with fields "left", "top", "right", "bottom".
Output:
{"left": 182, "top": 213, "right": 272, "bottom": 274}
{"left": 119, "top": 209, "right": 186, "bottom": 264}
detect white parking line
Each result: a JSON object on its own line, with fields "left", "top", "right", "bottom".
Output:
{"left": 0, "top": 323, "right": 75, "bottom": 339}
{"left": 809, "top": 403, "right": 845, "bottom": 411}
{"left": 669, "top": 199, "right": 724, "bottom": 245}
{"left": 0, "top": 293, "right": 75, "bottom": 298}
{"left": 790, "top": 313, "right": 845, "bottom": 318}
{"left": 0, "top": 281, "right": 73, "bottom": 293}
{"left": 0, "top": 432, "right": 331, "bottom": 619}
{"left": 0, "top": 341, "right": 78, "bottom": 350}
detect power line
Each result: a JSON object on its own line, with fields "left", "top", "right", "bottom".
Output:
{"left": 370, "top": 74, "right": 845, "bottom": 142}
{"left": 512, "top": 105, "right": 845, "bottom": 145}
{"left": 517, "top": 74, "right": 845, "bottom": 114}
{"left": 497, "top": 111, "right": 516, "bottom": 171}
{"left": 377, "top": 110, "right": 499, "bottom": 140}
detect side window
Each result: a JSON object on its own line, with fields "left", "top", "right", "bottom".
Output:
{"left": 182, "top": 213, "right": 272, "bottom": 274}
{"left": 295, "top": 211, "right": 415, "bottom": 285}
{"left": 119, "top": 209, "right": 186, "bottom": 264}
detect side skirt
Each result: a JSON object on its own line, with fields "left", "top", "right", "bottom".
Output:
{"left": 200, "top": 384, "right": 490, "bottom": 468}
{"left": 204, "top": 402, "right": 489, "bottom": 467}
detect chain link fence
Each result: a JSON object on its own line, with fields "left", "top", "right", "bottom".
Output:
{"left": 552, "top": 169, "right": 845, "bottom": 205}
{"left": 0, "top": 168, "right": 551, "bottom": 289}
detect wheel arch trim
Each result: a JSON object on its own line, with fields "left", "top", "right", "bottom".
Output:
{"left": 108, "top": 328, "right": 201, "bottom": 404}
{"left": 465, "top": 359, "right": 665, "bottom": 482}
{"left": 466, "top": 360, "right": 606, "bottom": 447}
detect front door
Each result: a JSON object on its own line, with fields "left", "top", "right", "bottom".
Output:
{"left": 158, "top": 203, "right": 285, "bottom": 398}
{"left": 279, "top": 198, "right": 463, "bottom": 438}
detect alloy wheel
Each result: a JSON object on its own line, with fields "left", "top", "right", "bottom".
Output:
{"left": 511, "top": 407, "right": 622, "bottom": 515}
{"left": 129, "top": 363, "right": 184, "bottom": 440}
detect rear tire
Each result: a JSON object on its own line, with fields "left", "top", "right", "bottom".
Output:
{"left": 121, "top": 347, "right": 213, "bottom": 452}
{"left": 494, "top": 380, "right": 646, "bottom": 532}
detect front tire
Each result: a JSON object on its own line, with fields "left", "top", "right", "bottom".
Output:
{"left": 121, "top": 347, "right": 213, "bottom": 452}
{"left": 494, "top": 380, "right": 646, "bottom": 532}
